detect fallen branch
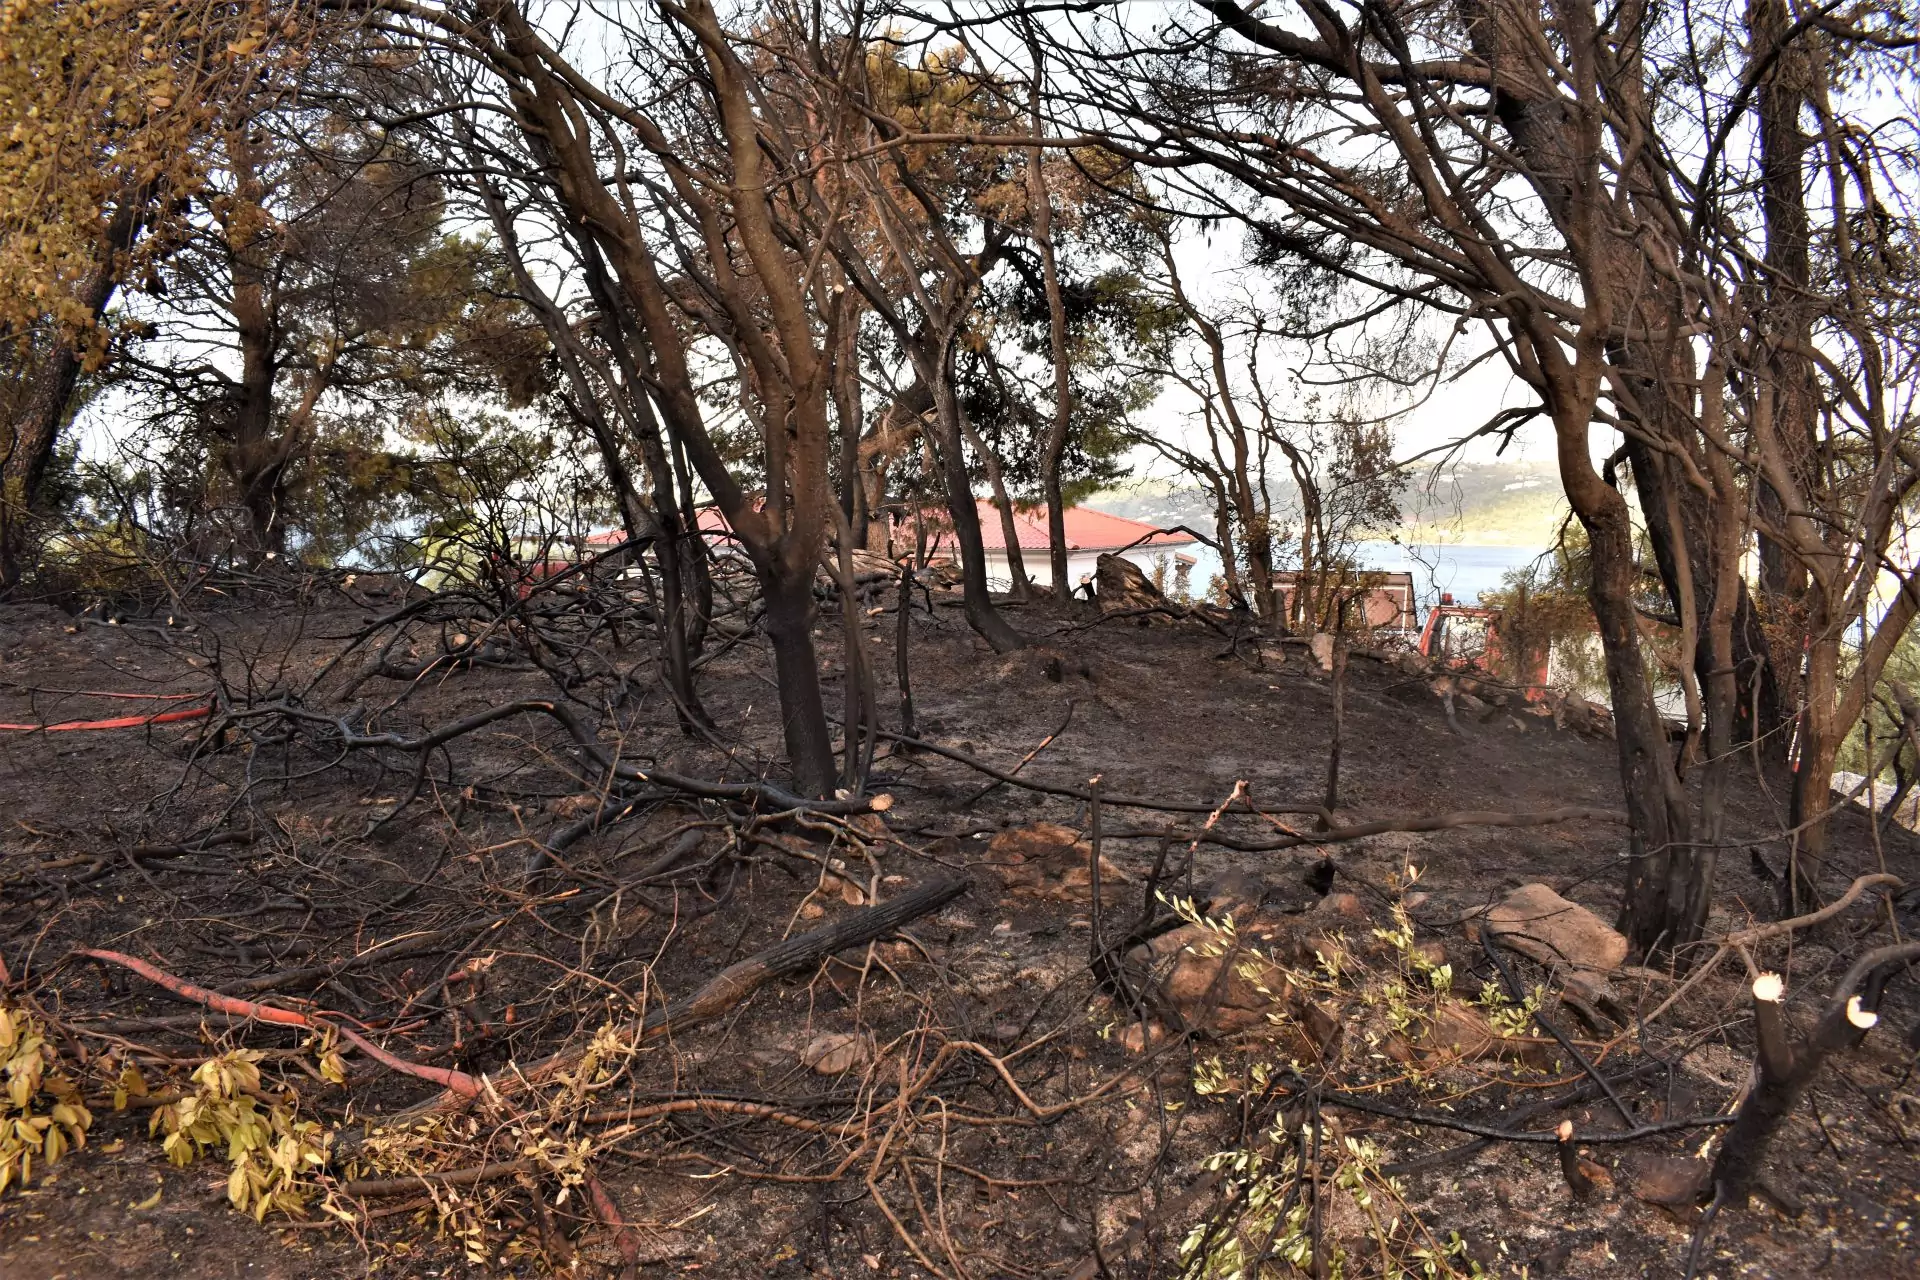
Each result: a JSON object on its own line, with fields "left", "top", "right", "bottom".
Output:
{"left": 1378, "top": 1057, "right": 1680, "bottom": 1177}
{"left": 957, "top": 699, "right": 1076, "bottom": 807}
{"left": 248, "top": 698, "right": 876, "bottom": 814}
{"left": 1281, "top": 1067, "right": 1733, "bottom": 1145}
{"left": 878, "top": 729, "right": 1327, "bottom": 815}
{"left": 340, "top": 1159, "right": 533, "bottom": 1199}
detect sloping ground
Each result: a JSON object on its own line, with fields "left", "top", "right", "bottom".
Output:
{"left": 0, "top": 586, "right": 1915, "bottom": 1279}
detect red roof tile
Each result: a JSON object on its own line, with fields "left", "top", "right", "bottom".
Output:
{"left": 970, "top": 502, "right": 1197, "bottom": 553}
{"left": 591, "top": 502, "right": 1196, "bottom": 555}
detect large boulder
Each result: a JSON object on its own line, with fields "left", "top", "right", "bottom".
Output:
{"left": 1094, "top": 553, "right": 1165, "bottom": 613}
{"left": 1481, "top": 883, "right": 1628, "bottom": 997}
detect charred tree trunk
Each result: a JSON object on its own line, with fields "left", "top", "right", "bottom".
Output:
{"left": 1025, "top": 78, "right": 1075, "bottom": 602}
{"left": 492, "top": 181, "right": 710, "bottom": 729}
{"left": 1557, "top": 391, "right": 1704, "bottom": 955}
{"left": 763, "top": 566, "right": 838, "bottom": 798}
{"left": 1710, "top": 949, "right": 1920, "bottom": 1206}
{"left": 832, "top": 299, "right": 869, "bottom": 552}
{"left": 0, "top": 338, "right": 92, "bottom": 590}
{"left": 964, "top": 413, "right": 1033, "bottom": 602}
{"left": 1595, "top": 504, "right": 1699, "bottom": 951}
{"left": 1, "top": 198, "right": 147, "bottom": 591}
{"left": 219, "top": 133, "right": 294, "bottom": 559}
{"left": 1751, "top": 0, "right": 1819, "bottom": 763}
{"left": 929, "top": 369, "right": 1025, "bottom": 652}
{"left": 895, "top": 557, "right": 916, "bottom": 737}
{"left": 1788, "top": 625, "right": 1844, "bottom": 888}
{"left": 483, "top": 0, "right": 832, "bottom": 789}
{"left": 226, "top": 263, "right": 284, "bottom": 555}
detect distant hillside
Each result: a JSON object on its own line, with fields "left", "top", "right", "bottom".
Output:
{"left": 1090, "top": 461, "right": 1566, "bottom": 548}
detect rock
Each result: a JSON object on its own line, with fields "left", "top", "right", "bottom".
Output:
{"left": 1094, "top": 553, "right": 1165, "bottom": 613}
{"left": 1625, "top": 1153, "right": 1708, "bottom": 1207}
{"left": 987, "top": 822, "right": 1129, "bottom": 900}
{"left": 1482, "top": 884, "right": 1628, "bottom": 987}
{"left": 1194, "top": 868, "right": 1267, "bottom": 924}
{"left": 1419, "top": 1001, "right": 1554, "bottom": 1066}
{"left": 821, "top": 858, "right": 868, "bottom": 905}
{"left": 1301, "top": 1000, "right": 1343, "bottom": 1060}
{"left": 800, "top": 1032, "right": 870, "bottom": 1075}
{"left": 1127, "top": 922, "right": 1292, "bottom": 1035}
{"left": 1312, "top": 891, "right": 1367, "bottom": 920}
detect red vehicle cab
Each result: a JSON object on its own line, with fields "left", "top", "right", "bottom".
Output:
{"left": 1417, "top": 593, "right": 1551, "bottom": 693}
{"left": 1417, "top": 593, "right": 1503, "bottom": 667}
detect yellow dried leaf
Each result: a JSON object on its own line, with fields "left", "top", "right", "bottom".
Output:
{"left": 227, "top": 1161, "right": 249, "bottom": 1210}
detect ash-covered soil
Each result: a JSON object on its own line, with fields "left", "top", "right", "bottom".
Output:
{"left": 0, "top": 580, "right": 1915, "bottom": 1278}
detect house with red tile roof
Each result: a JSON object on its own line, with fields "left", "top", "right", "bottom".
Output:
{"left": 592, "top": 501, "right": 1202, "bottom": 594}
{"left": 940, "top": 500, "right": 1199, "bottom": 595}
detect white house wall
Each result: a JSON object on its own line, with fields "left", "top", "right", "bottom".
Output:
{"left": 982, "top": 547, "right": 1194, "bottom": 596}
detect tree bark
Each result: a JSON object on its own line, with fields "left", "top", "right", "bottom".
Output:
{"left": 1025, "top": 73, "right": 1075, "bottom": 601}
{"left": 1751, "top": 0, "right": 1818, "bottom": 761}
{"left": 762, "top": 566, "right": 838, "bottom": 797}
{"left": 0, "top": 198, "right": 147, "bottom": 590}
{"left": 929, "top": 366, "right": 1025, "bottom": 652}
{"left": 963, "top": 413, "right": 1033, "bottom": 602}
{"left": 1564, "top": 419, "right": 1702, "bottom": 954}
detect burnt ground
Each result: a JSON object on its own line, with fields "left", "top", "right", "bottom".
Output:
{"left": 0, "top": 575, "right": 1916, "bottom": 1279}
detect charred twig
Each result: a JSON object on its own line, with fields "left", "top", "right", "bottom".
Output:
{"left": 1482, "top": 930, "right": 1636, "bottom": 1127}
{"left": 1555, "top": 1121, "right": 1600, "bottom": 1199}
{"left": 957, "top": 699, "right": 1076, "bottom": 807}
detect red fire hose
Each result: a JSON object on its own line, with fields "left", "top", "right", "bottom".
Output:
{"left": 0, "top": 692, "right": 214, "bottom": 732}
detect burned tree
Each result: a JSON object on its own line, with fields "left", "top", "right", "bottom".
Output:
{"left": 1022, "top": 0, "right": 1920, "bottom": 954}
